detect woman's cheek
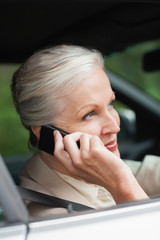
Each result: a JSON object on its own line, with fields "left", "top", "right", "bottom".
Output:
{"left": 80, "top": 121, "right": 101, "bottom": 136}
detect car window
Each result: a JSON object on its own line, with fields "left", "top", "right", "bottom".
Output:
{"left": 0, "top": 205, "right": 6, "bottom": 225}
{"left": 105, "top": 39, "right": 160, "bottom": 102}
{"left": 0, "top": 64, "right": 29, "bottom": 157}
{"left": 1, "top": 39, "right": 160, "bottom": 157}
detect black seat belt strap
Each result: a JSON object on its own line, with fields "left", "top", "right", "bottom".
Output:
{"left": 17, "top": 185, "right": 93, "bottom": 213}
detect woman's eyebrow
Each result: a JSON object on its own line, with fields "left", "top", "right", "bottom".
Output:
{"left": 76, "top": 104, "right": 98, "bottom": 115}
{"left": 76, "top": 91, "right": 115, "bottom": 115}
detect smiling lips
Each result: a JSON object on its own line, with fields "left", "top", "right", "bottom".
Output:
{"left": 105, "top": 140, "right": 118, "bottom": 151}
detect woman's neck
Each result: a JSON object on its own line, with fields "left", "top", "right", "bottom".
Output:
{"left": 38, "top": 150, "right": 74, "bottom": 177}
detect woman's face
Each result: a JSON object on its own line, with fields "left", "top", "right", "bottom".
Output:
{"left": 55, "top": 67, "right": 120, "bottom": 157}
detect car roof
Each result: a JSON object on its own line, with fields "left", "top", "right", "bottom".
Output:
{"left": 0, "top": 0, "right": 160, "bottom": 62}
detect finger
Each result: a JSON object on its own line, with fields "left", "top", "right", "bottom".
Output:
{"left": 63, "top": 133, "right": 81, "bottom": 162}
{"left": 54, "top": 130, "right": 64, "bottom": 152}
{"left": 89, "top": 135, "right": 114, "bottom": 165}
{"left": 80, "top": 133, "right": 90, "bottom": 149}
{"left": 65, "top": 131, "right": 82, "bottom": 141}
{"left": 90, "top": 135, "right": 123, "bottom": 166}
{"left": 64, "top": 132, "right": 93, "bottom": 160}
{"left": 54, "top": 130, "right": 70, "bottom": 159}
{"left": 79, "top": 134, "right": 91, "bottom": 162}
{"left": 89, "top": 135, "right": 105, "bottom": 155}
{"left": 90, "top": 135, "right": 104, "bottom": 148}
{"left": 54, "top": 131, "right": 85, "bottom": 176}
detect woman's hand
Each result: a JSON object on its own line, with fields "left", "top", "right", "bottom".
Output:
{"left": 54, "top": 130, "right": 149, "bottom": 204}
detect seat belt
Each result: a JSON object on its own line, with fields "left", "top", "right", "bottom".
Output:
{"left": 17, "top": 185, "right": 93, "bottom": 213}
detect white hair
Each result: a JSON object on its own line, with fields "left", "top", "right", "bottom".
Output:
{"left": 11, "top": 44, "right": 104, "bottom": 129}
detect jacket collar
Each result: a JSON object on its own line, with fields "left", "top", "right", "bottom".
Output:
{"left": 25, "top": 152, "right": 96, "bottom": 208}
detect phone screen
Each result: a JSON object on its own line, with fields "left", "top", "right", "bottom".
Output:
{"left": 38, "top": 125, "right": 80, "bottom": 155}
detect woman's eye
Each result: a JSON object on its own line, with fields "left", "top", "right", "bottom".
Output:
{"left": 108, "top": 101, "right": 114, "bottom": 110}
{"left": 83, "top": 111, "right": 94, "bottom": 120}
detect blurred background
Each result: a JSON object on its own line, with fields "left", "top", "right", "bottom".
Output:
{"left": 1, "top": 38, "right": 160, "bottom": 157}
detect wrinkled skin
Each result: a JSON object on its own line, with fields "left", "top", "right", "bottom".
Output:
{"left": 53, "top": 130, "right": 148, "bottom": 203}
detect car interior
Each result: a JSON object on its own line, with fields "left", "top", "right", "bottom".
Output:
{"left": 0, "top": 1, "right": 160, "bottom": 225}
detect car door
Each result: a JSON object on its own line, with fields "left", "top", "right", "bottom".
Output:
{"left": 0, "top": 155, "right": 28, "bottom": 240}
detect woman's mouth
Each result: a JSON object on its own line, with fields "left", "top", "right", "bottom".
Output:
{"left": 105, "top": 140, "right": 118, "bottom": 151}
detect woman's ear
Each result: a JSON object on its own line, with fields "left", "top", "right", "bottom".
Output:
{"left": 31, "top": 126, "right": 41, "bottom": 140}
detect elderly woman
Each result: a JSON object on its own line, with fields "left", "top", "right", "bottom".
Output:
{"left": 11, "top": 45, "right": 160, "bottom": 217}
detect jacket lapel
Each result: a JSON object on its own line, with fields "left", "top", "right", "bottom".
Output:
{"left": 24, "top": 153, "right": 93, "bottom": 208}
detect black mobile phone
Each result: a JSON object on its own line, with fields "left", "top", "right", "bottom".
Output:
{"left": 38, "top": 125, "right": 80, "bottom": 155}
{"left": 38, "top": 125, "right": 68, "bottom": 155}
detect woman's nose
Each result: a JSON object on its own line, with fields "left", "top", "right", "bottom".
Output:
{"left": 101, "top": 113, "right": 120, "bottom": 135}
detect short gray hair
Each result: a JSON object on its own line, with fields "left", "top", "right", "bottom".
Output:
{"left": 11, "top": 44, "right": 104, "bottom": 130}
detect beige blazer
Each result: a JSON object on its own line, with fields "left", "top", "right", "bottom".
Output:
{"left": 20, "top": 153, "right": 160, "bottom": 218}
{"left": 125, "top": 155, "right": 160, "bottom": 196}
{"left": 20, "top": 153, "right": 97, "bottom": 217}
